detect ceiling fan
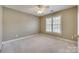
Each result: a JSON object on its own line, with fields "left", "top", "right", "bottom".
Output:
{"left": 35, "top": 5, "right": 49, "bottom": 14}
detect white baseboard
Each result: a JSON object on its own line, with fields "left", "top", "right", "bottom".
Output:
{"left": 2, "top": 34, "right": 38, "bottom": 44}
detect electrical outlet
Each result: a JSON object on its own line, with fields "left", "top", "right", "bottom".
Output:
{"left": 16, "top": 35, "right": 19, "bottom": 37}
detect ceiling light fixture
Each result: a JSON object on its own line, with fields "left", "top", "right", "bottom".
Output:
{"left": 35, "top": 5, "right": 49, "bottom": 14}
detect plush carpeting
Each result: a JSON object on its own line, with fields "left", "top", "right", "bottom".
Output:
{"left": 1, "top": 34, "right": 77, "bottom": 53}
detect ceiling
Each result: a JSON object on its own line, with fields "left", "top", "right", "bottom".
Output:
{"left": 3, "top": 5, "right": 76, "bottom": 16}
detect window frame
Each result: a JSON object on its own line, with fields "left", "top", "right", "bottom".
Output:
{"left": 45, "top": 15, "right": 62, "bottom": 34}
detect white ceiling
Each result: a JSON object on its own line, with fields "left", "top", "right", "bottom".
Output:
{"left": 3, "top": 5, "right": 76, "bottom": 16}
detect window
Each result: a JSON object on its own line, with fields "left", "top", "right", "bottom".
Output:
{"left": 46, "top": 16, "right": 61, "bottom": 33}
{"left": 46, "top": 17, "right": 52, "bottom": 32}
{"left": 53, "top": 16, "right": 61, "bottom": 33}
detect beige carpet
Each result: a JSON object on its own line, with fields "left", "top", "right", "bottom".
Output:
{"left": 1, "top": 34, "right": 77, "bottom": 53}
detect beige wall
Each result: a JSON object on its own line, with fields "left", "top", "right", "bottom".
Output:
{"left": 3, "top": 7, "right": 40, "bottom": 41}
{"left": 0, "top": 6, "right": 3, "bottom": 49}
{"left": 40, "top": 7, "right": 77, "bottom": 41}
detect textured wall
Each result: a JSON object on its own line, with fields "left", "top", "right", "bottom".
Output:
{"left": 3, "top": 7, "right": 40, "bottom": 41}
{"left": 40, "top": 7, "right": 77, "bottom": 41}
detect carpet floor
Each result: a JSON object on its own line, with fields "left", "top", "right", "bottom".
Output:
{"left": 1, "top": 34, "right": 77, "bottom": 53}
